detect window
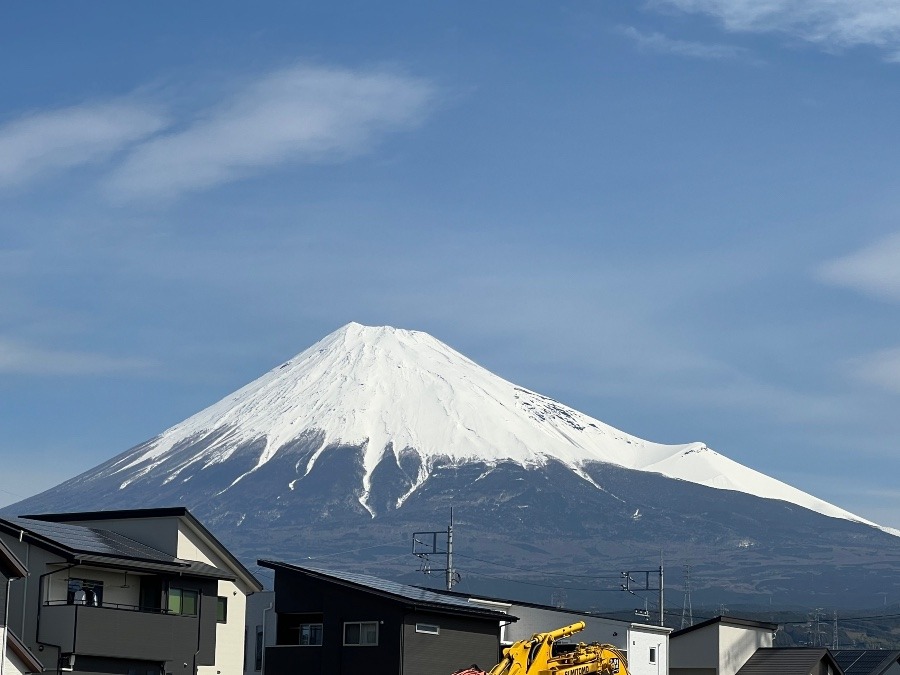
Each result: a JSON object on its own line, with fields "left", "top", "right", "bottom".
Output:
{"left": 67, "top": 579, "right": 103, "bottom": 607}
{"left": 415, "top": 623, "right": 440, "bottom": 635}
{"left": 649, "top": 647, "right": 657, "bottom": 664}
{"left": 167, "top": 588, "right": 199, "bottom": 616}
{"left": 299, "top": 623, "right": 323, "bottom": 646}
{"left": 216, "top": 596, "right": 228, "bottom": 623}
{"left": 254, "top": 626, "right": 263, "bottom": 671}
{"left": 343, "top": 621, "right": 378, "bottom": 646}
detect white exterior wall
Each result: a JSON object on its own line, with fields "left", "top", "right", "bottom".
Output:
{"left": 176, "top": 525, "right": 249, "bottom": 675}
{"left": 243, "top": 592, "right": 275, "bottom": 675}
{"left": 717, "top": 625, "right": 772, "bottom": 675}
{"left": 627, "top": 626, "right": 669, "bottom": 675}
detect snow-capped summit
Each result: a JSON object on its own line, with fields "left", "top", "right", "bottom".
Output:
{"left": 90, "top": 322, "right": 880, "bottom": 529}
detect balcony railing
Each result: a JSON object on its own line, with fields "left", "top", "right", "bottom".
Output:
{"left": 40, "top": 602, "right": 199, "bottom": 662}
{"left": 43, "top": 600, "right": 191, "bottom": 615}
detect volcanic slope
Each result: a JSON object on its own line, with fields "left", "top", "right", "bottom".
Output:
{"left": 9, "top": 323, "right": 900, "bottom": 606}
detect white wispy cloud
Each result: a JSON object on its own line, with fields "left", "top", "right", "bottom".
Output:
{"left": 0, "top": 339, "right": 152, "bottom": 376}
{"left": 817, "top": 232, "right": 900, "bottom": 301}
{"left": 104, "top": 65, "right": 435, "bottom": 201}
{"left": 847, "top": 347, "right": 900, "bottom": 394}
{"left": 619, "top": 25, "right": 753, "bottom": 60}
{"left": 0, "top": 102, "right": 166, "bottom": 189}
{"left": 655, "top": 0, "right": 900, "bottom": 59}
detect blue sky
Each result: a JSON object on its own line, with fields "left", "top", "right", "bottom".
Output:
{"left": 3, "top": 2, "right": 900, "bottom": 529}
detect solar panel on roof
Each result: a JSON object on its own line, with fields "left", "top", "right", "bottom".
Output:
{"left": 832, "top": 650, "right": 900, "bottom": 675}
{"left": 4, "top": 517, "right": 174, "bottom": 562}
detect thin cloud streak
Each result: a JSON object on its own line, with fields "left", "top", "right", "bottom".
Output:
{"left": 817, "top": 232, "right": 900, "bottom": 301}
{"left": 0, "top": 338, "right": 153, "bottom": 376}
{"left": 0, "top": 102, "right": 166, "bottom": 189}
{"left": 847, "top": 347, "right": 900, "bottom": 394}
{"left": 104, "top": 65, "right": 436, "bottom": 201}
{"left": 655, "top": 0, "right": 900, "bottom": 59}
{"left": 619, "top": 25, "right": 753, "bottom": 60}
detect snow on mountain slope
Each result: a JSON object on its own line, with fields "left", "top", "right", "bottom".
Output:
{"left": 101, "top": 322, "right": 889, "bottom": 531}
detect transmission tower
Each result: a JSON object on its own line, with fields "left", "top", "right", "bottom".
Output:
{"left": 832, "top": 611, "right": 840, "bottom": 650}
{"left": 681, "top": 564, "right": 694, "bottom": 629}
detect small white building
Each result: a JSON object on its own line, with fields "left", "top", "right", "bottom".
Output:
{"left": 669, "top": 616, "right": 777, "bottom": 675}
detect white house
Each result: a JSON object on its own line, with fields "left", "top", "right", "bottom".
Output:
{"left": 669, "top": 616, "right": 778, "bottom": 675}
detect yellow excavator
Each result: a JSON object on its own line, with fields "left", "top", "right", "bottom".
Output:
{"left": 455, "top": 621, "right": 629, "bottom": 675}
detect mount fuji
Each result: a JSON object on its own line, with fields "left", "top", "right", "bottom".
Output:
{"left": 8, "top": 323, "right": 900, "bottom": 607}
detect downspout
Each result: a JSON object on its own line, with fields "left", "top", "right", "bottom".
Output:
{"left": 261, "top": 601, "right": 273, "bottom": 674}
{"left": 19, "top": 532, "right": 28, "bottom": 638}
{"left": 1, "top": 577, "right": 11, "bottom": 675}
{"left": 193, "top": 588, "right": 203, "bottom": 675}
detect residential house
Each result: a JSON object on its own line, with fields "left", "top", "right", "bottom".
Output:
{"left": 257, "top": 560, "right": 516, "bottom": 675}
{"left": 0, "top": 508, "right": 262, "bottom": 675}
{"left": 669, "top": 616, "right": 778, "bottom": 675}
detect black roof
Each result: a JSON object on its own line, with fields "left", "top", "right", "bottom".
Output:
{"left": 737, "top": 648, "right": 843, "bottom": 675}
{"left": 831, "top": 650, "right": 900, "bottom": 675}
{"left": 0, "top": 515, "right": 233, "bottom": 580}
{"left": 670, "top": 615, "right": 778, "bottom": 638}
{"left": 259, "top": 559, "right": 517, "bottom": 622}
{"left": 20, "top": 507, "right": 261, "bottom": 591}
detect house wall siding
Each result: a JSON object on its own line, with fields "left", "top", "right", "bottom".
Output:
{"left": 401, "top": 611, "right": 499, "bottom": 675}
{"left": 269, "top": 569, "right": 402, "bottom": 675}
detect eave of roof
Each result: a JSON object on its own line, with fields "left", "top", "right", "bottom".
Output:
{"left": 259, "top": 559, "right": 517, "bottom": 622}
{"left": 670, "top": 615, "right": 778, "bottom": 638}
{"left": 0, "top": 537, "right": 28, "bottom": 578}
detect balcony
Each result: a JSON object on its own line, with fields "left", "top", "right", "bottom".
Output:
{"left": 40, "top": 602, "right": 199, "bottom": 662}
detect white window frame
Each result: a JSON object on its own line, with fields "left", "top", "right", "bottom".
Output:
{"left": 649, "top": 647, "right": 657, "bottom": 663}
{"left": 415, "top": 623, "right": 440, "bottom": 635}
{"left": 343, "top": 621, "right": 379, "bottom": 646}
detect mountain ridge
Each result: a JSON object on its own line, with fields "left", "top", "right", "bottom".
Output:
{"left": 28, "top": 322, "right": 892, "bottom": 534}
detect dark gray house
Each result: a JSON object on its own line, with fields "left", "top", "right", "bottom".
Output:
{"left": 0, "top": 509, "right": 261, "bottom": 675}
{"left": 257, "top": 560, "right": 516, "bottom": 675}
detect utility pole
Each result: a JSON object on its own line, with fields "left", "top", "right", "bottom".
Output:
{"left": 659, "top": 561, "right": 664, "bottom": 628}
{"left": 412, "top": 508, "right": 459, "bottom": 591}
{"left": 621, "top": 564, "right": 665, "bottom": 628}
{"left": 446, "top": 507, "right": 454, "bottom": 591}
